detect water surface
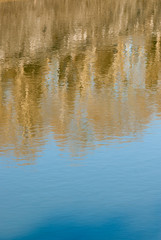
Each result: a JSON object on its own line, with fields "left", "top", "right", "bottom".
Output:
{"left": 0, "top": 0, "right": 161, "bottom": 239}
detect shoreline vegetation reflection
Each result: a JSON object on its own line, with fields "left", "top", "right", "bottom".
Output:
{"left": 0, "top": 0, "right": 161, "bottom": 165}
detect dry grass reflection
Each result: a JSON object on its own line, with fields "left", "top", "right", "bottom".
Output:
{"left": 0, "top": 0, "right": 161, "bottom": 164}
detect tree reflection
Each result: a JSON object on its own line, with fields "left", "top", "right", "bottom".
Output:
{"left": 0, "top": 0, "right": 161, "bottom": 164}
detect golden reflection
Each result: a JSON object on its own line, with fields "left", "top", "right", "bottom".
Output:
{"left": 0, "top": 0, "right": 161, "bottom": 164}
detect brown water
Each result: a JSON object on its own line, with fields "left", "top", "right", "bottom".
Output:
{"left": 0, "top": 1, "right": 161, "bottom": 240}
{"left": 0, "top": 0, "right": 161, "bottom": 164}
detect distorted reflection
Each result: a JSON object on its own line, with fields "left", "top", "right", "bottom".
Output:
{"left": 0, "top": 0, "right": 161, "bottom": 165}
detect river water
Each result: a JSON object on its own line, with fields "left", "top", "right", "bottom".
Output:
{"left": 0, "top": 0, "right": 161, "bottom": 239}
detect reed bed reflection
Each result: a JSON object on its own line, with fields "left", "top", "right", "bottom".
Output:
{"left": 0, "top": 0, "right": 161, "bottom": 165}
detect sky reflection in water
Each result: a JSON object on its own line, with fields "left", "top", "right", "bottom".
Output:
{"left": 0, "top": 0, "right": 161, "bottom": 239}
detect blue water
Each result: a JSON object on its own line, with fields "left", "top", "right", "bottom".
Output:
{"left": 0, "top": 117, "right": 161, "bottom": 240}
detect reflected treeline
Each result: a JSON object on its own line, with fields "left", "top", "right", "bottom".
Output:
{"left": 0, "top": 0, "right": 161, "bottom": 164}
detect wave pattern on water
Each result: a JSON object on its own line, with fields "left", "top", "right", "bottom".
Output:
{"left": 0, "top": 0, "right": 161, "bottom": 164}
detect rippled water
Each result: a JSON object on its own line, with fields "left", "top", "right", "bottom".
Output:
{"left": 0, "top": 0, "right": 161, "bottom": 239}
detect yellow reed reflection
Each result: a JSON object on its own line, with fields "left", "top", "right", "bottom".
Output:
{"left": 0, "top": 0, "right": 161, "bottom": 164}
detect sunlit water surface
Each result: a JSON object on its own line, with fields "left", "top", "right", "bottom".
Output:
{"left": 0, "top": 0, "right": 161, "bottom": 239}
